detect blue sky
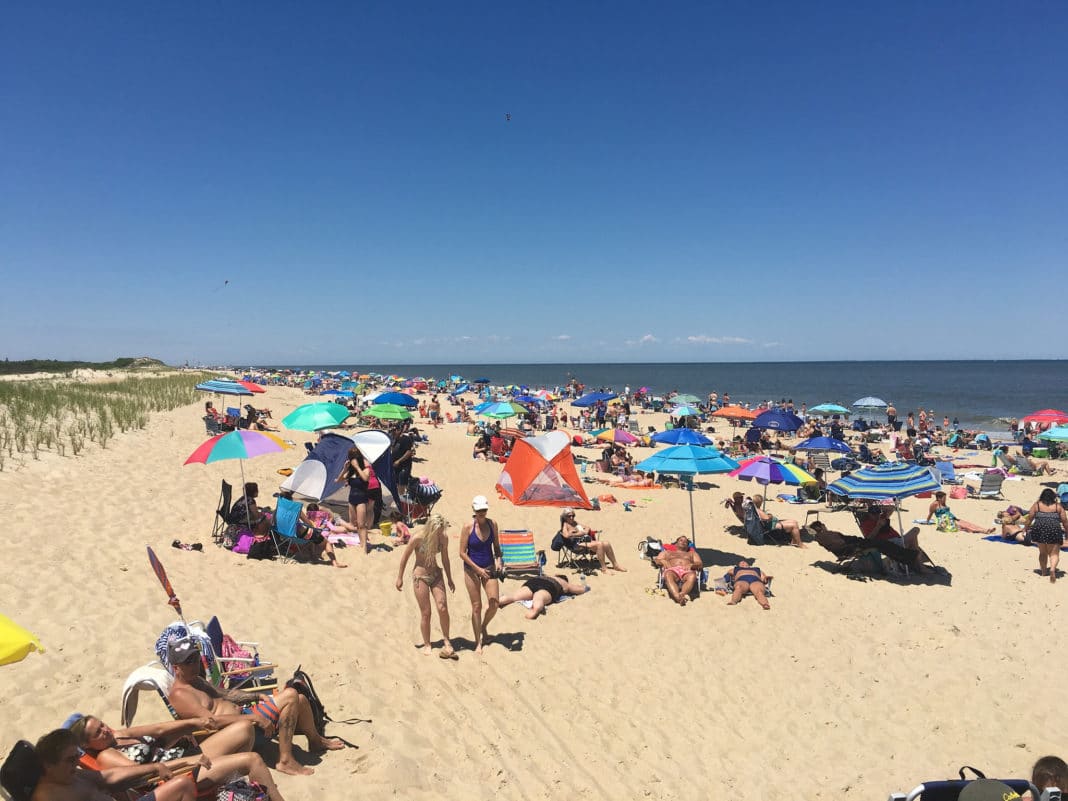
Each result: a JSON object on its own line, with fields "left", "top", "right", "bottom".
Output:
{"left": 2, "top": 2, "right": 1065, "bottom": 365}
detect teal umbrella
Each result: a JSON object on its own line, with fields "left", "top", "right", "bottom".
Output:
{"left": 635, "top": 445, "right": 739, "bottom": 545}
{"left": 479, "top": 401, "right": 528, "bottom": 420}
{"left": 282, "top": 402, "right": 351, "bottom": 432}
{"left": 1038, "top": 426, "right": 1068, "bottom": 442}
{"left": 672, "top": 393, "right": 702, "bottom": 405}
{"left": 808, "top": 403, "right": 851, "bottom": 416}
{"left": 669, "top": 405, "right": 703, "bottom": 418}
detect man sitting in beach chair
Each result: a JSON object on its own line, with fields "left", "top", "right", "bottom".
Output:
{"left": 166, "top": 639, "right": 344, "bottom": 777}
{"left": 809, "top": 520, "right": 923, "bottom": 575}
{"left": 654, "top": 536, "right": 703, "bottom": 606}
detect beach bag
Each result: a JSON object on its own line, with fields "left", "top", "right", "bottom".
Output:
{"left": 232, "top": 534, "right": 254, "bottom": 555}
{"left": 638, "top": 537, "right": 662, "bottom": 559}
{"left": 551, "top": 531, "right": 567, "bottom": 552}
{"left": 0, "top": 741, "right": 40, "bottom": 801}
{"left": 220, "top": 634, "right": 254, "bottom": 683}
{"left": 216, "top": 779, "right": 268, "bottom": 801}
{"left": 950, "top": 486, "right": 969, "bottom": 500}
{"left": 286, "top": 666, "right": 330, "bottom": 736}
{"left": 366, "top": 465, "right": 380, "bottom": 491}
{"left": 246, "top": 537, "right": 274, "bottom": 561}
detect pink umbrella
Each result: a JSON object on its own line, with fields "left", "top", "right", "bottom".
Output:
{"left": 595, "top": 428, "right": 640, "bottom": 445}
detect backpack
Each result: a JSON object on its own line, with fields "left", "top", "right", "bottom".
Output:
{"left": 1, "top": 741, "right": 40, "bottom": 801}
{"left": 285, "top": 666, "right": 370, "bottom": 737}
{"left": 246, "top": 537, "right": 274, "bottom": 561}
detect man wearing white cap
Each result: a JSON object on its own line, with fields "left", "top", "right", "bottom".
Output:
{"left": 459, "top": 495, "right": 503, "bottom": 654}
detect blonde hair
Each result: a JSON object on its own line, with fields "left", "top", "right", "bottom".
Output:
{"left": 417, "top": 514, "right": 447, "bottom": 563}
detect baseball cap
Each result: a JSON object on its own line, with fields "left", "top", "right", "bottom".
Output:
{"left": 167, "top": 638, "right": 199, "bottom": 665}
{"left": 471, "top": 495, "right": 489, "bottom": 511}
{"left": 959, "top": 779, "right": 1021, "bottom": 801}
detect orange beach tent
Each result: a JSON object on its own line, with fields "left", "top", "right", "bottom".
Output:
{"left": 495, "top": 431, "right": 592, "bottom": 509}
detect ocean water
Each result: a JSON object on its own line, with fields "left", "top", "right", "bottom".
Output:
{"left": 270, "top": 361, "right": 1068, "bottom": 433}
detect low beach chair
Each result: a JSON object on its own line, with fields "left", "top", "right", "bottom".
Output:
{"left": 995, "top": 450, "right": 1016, "bottom": 471}
{"left": 888, "top": 769, "right": 1037, "bottom": 801}
{"left": 203, "top": 616, "right": 276, "bottom": 691}
{"left": 1012, "top": 454, "right": 1037, "bottom": 476}
{"left": 203, "top": 415, "right": 223, "bottom": 436}
{"left": 743, "top": 503, "right": 789, "bottom": 546}
{"left": 552, "top": 531, "right": 599, "bottom": 573}
{"left": 934, "top": 461, "right": 961, "bottom": 485}
{"left": 499, "top": 529, "right": 544, "bottom": 578}
{"left": 976, "top": 472, "right": 1005, "bottom": 499}
{"left": 270, "top": 497, "right": 317, "bottom": 563}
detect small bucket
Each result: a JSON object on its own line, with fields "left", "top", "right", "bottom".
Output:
{"left": 379, "top": 521, "right": 393, "bottom": 538}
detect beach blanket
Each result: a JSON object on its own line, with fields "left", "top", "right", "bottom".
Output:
{"left": 981, "top": 535, "right": 1067, "bottom": 550}
{"left": 776, "top": 494, "right": 819, "bottom": 505}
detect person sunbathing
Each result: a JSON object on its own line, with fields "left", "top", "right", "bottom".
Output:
{"left": 809, "top": 520, "right": 927, "bottom": 573}
{"left": 725, "top": 561, "right": 772, "bottom": 609}
{"left": 997, "top": 505, "right": 1030, "bottom": 543}
{"left": 750, "top": 495, "right": 806, "bottom": 548}
{"left": 69, "top": 715, "right": 285, "bottom": 801}
{"left": 654, "top": 536, "right": 703, "bottom": 606}
{"left": 857, "top": 506, "right": 931, "bottom": 571}
{"left": 926, "top": 491, "right": 995, "bottom": 533}
{"left": 557, "top": 508, "right": 626, "bottom": 572}
{"left": 31, "top": 728, "right": 196, "bottom": 801}
{"left": 499, "top": 574, "right": 589, "bottom": 619}
{"left": 166, "top": 638, "right": 343, "bottom": 777}
{"left": 723, "top": 492, "right": 748, "bottom": 524}
{"left": 1019, "top": 454, "right": 1058, "bottom": 475}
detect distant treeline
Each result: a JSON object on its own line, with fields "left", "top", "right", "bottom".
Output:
{"left": 0, "top": 357, "right": 167, "bottom": 376}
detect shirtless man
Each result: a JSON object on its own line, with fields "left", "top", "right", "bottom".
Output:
{"left": 166, "top": 638, "right": 343, "bottom": 777}
{"left": 31, "top": 728, "right": 196, "bottom": 801}
{"left": 654, "top": 536, "right": 703, "bottom": 606}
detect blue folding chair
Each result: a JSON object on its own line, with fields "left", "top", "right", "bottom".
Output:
{"left": 934, "top": 461, "right": 961, "bottom": 484}
{"left": 270, "top": 497, "right": 317, "bottom": 563}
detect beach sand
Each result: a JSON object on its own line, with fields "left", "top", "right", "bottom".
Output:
{"left": 1, "top": 385, "right": 1063, "bottom": 800}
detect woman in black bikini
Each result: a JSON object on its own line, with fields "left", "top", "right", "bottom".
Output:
{"left": 499, "top": 574, "right": 589, "bottom": 620}
{"left": 337, "top": 446, "right": 372, "bottom": 553}
{"left": 725, "top": 560, "right": 772, "bottom": 609}
{"left": 396, "top": 515, "right": 457, "bottom": 658}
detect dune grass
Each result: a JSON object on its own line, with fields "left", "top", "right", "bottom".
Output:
{"left": 0, "top": 372, "right": 212, "bottom": 470}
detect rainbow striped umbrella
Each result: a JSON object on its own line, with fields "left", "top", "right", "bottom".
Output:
{"left": 184, "top": 430, "right": 289, "bottom": 464}
{"left": 730, "top": 456, "right": 816, "bottom": 486}
{"left": 595, "top": 428, "right": 640, "bottom": 445}
{"left": 828, "top": 460, "right": 941, "bottom": 536}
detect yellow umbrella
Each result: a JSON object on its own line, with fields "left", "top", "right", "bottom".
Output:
{"left": 0, "top": 613, "right": 43, "bottom": 666}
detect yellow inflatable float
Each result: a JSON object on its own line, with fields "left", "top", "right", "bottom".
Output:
{"left": 0, "top": 613, "right": 43, "bottom": 666}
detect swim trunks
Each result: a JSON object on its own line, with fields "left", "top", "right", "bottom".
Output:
{"left": 241, "top": 694, "right": 281, "bottom": 727}
{"left": 666, "top": 565, "right": 692, "bottom": 580}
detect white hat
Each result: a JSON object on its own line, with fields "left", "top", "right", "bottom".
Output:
{"left": 471, "top": 495, "right": 490, "bottom": 511}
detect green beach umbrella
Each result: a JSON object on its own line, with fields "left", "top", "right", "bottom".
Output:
{"left": 672, "top": 393, "right": 702, "bottom": 405}
{"left": 282, "top": 402, "right": 351, "bottom": 432}
{"left": 363, "top": 403, "right": 412, "bottom": 421}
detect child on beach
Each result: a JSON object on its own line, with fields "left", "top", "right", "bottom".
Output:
{"left": 395, "top": 515, "right": 457, "bottom": 659}
{"left": 390, "top": 510, "right": 412, "bottom": 544}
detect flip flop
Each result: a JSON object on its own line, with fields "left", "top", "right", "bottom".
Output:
{"left": 438, "top": 649, "right": 458, "bottom": 660}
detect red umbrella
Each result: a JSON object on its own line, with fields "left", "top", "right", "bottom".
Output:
{"left": 1022, "top": 409, "right": 1068, "bottom": 425}
{"left": 147, "top": 546, "right": 185, "bottom": 621}
{"left": 239, "top": 381, "right": 266, "bottom": 393}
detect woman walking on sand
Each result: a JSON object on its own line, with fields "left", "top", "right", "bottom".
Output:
{"left": 459, "top": 495, "right": 502, "bottom": 654}
{"left": 1027, "top": 488, "right": 1067, "bottom": 583}
{"left": 396, "top": 515, "right": 457, "bottom": 659}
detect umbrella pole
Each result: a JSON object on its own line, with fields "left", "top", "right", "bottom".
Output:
{"left": 240, "top": 459, "right": 253, "bottom": 532}
{"left": 687, "top": 476, "right": 696, "bottom": 547}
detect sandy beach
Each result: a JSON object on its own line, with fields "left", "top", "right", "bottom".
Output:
{"left": 1, "top": 383, "right": 1064, "bottom": 800}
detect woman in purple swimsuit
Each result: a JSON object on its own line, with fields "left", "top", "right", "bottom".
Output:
{"left": 459, "top": 495, "right": 502, "bottom": 654}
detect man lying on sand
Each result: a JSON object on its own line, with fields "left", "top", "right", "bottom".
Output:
{"left": 166, "top": 639, "right": 343, "bottom": 777}
{"left": 499, "top": 574, "right": 589, "bottom": 620}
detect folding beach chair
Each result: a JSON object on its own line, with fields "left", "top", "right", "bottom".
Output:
{"left": 211, "top": 480, "right": 233, "bottom": 546}
{"left": 995, "top": 450, "right": 1016, "bottom": 471}
{"left": 203, "top": 616, "right": 275, "bottom": 691}
{"left": 499, "top": 529, "right": 544, "bottom": 578}
{"left": 1013, "top": 454, "right": 1037, "bottom": 476}
{"left": 934, "top": 461, "right": 961, "bottom": 484}
{"left": 203, "top": 414, "right": 223, "bottom": 436}
{"left": 809, "top": 452, "right": 832, "bottom": 473}
{"left": 628, "top": 419, "right": 641, "bottom": 435}
{"left": 976, "top": 472, "right": 1005, "bottom": 499}
{"left": 888, "top": 766, "right": 1038, "bottom": 801}
{"left": 270, "top": 497, "right": 317, "bottom": 563}
{"left": 551, "top": 531, "right": 599, "bottom": 572}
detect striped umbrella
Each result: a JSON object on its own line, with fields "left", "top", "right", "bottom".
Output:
{"left": 730, "top": 456, "right": 816, "bottom": 486}
{"left": 184, "top": 430, "right": 290, "bottom": 529}
{"left": 828, "top": 460, "right": 941, "bottom": 535}
{"left": 595, "top": 428, "right": 639, "bottom": 445}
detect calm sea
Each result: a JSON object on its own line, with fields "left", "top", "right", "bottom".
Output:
{"left": 266, "top": 361, "right": 1068, "bottom": 434}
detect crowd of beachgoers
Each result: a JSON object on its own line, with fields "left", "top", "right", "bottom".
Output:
{"left": 5, "top": 366, "right": 1068, "bottom": 801}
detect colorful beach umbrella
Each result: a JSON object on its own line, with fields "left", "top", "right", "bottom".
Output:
{"left": 793, "top": 436, "right": 853, "bottom": 454}
{"left": 634, "top": 445, "right": 739, "bottom": 546}
{"left": 808, "top": 403, "right": 850, "bottom": 416}
{"left": 650, "top": 428, "right": 713, "bottom": 446}
{"left": 184, "top": 430, "right": 290, "bottom": 529}
{"left": 282, "top": 402, "right": 351, "bottom": 432}
{"left": 827, "top": 460, "right": 941, "bottom": 538}
{"left": 0, "top": 614, "right": 43, "bottom": 667}
{"left": 363, "top": 404, "right": 413, "bottom": 421}
{"left": 710, "top": 405, "right": 758, "bottom": 421}
{"left": 730, "top": 456, "right": 815, "bottom": 486}
{"left": 238, "top": 381, "right": 266, "bottom": 393}
{"left": 595, "top": 428, "right": 639, "bottom": 445}
{"left": 1022, "top": 409, "right": 1068, "bottom": 425}
{"left": 196, "top": 380, "right": 254, "bottom": 397}
{"left": 479, "top": 401, "right": 528, "bottom": 420}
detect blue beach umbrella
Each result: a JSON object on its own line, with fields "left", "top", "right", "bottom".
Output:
{"left": 373, "top": 391, "right": 419, "bottom": 408}
{"left": 752, "top": 409, "right": 804, "bottom": 432}
{"left": 793, "top": 436, "right": 853, "bottom": 455}
{"left": 572, "top": 391, "right": 617, "bottom": 407}
{"left": 650, "top": 428, "right": 713, "bottom": 446}
{"left": 827, "top": 460, "right": 941, "bottom": 535}
{"left": 808, "top": 403, "right": 851, "bottom": 417}
{"left": 635, "top": 445, "right": 739, "bottom": 546}
{"left": 1038, "top": 426, "right": 1068, "bottom": 443}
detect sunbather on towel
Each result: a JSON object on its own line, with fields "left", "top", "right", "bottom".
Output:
{"left": 69, "top": 714, "right": 285, "bottom": 801}
{"left": 997, "top": 506, "right": 1030, "bottom": 543}
{"left": 499, "top": 574, "right": 589, "bottom": 620}
{"left": 725, "top": 561, "right": 772, "bottom": 609}
{"left": 654, "top": 536, "right": 703, "bottom": 606}
{"left": 31, "top": 728, "right": 196, "bottom": 801}
{"left": 167, "top": 639, "right": 344, "bottom": 777}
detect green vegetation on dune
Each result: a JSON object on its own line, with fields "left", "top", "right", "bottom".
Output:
{"left": 0, "top": 356, "right": 168, "bottom": 376}
{"left": 0, "top": 372, "right": 214, "bottom": 470}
